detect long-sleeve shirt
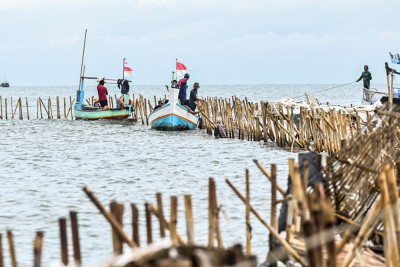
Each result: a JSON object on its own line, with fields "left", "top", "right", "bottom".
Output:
{"left": 357, "top": 71, "right": 372, "bottom": 89}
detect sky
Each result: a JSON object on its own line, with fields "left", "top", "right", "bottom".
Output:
{"left": 0, "top": 0, "right": 399, "bottom": 86}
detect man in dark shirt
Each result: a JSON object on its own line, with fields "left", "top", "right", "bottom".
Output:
{"left": 97, "top": 80, "right": 108, "bottom": 107}
{"left": 177, "top": 73, "right": 190, "bottom": 105}
{"left": 189, "top": 82, "right": 201, "bottom": 111}
{"left": 356, "top": 65, "right": 372, "bottom": 89}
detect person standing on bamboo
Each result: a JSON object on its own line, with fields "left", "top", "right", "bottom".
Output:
{"left": 97, "top": 79, "right": 108, "bottom": 107}
{"left": 356, "top": 65, "right": 372, "bottom": 89}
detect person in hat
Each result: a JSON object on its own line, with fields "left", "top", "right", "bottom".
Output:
{"left": 356, "top": 65, "right": 372, "bottom": 89}
{"left": 188, "top": 82, "right": 201, "bottom": 111}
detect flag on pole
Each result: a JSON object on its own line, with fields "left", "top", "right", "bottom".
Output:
{"left": 123, "top": 59, "right": 133, "bottom": 76}
{"left": 176, "top": 61, "right": 187, "bottom": 81}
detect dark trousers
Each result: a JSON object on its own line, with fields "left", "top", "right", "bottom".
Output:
{"left": 179, "top": 97, "right": 188, "bottom": 105}
{"left": 100, "top": 100, "right": 108, "bottom": 107}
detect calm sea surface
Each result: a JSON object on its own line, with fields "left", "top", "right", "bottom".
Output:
{"left": 0, "top": 84, "right": 384, "bottom": 267}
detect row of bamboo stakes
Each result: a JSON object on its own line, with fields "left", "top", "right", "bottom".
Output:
{"left": 0, "top": 94, "right": 368, "bottom": 154}
{"left": 197, "top": 96, "right": 367, "bottom": 154}
{"left": 0, "top": 95, "right": 154, "bottom": 123}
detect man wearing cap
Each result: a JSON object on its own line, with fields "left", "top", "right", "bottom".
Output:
{"left": 356, "top": 65, "right": 372, "bottom": 89}
{"left": 189, "top": 82, "right": 201, "bottom": 111}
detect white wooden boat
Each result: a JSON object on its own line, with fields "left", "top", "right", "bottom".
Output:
{"left": 148, "top": 87, "right": 199, "bottom": 130}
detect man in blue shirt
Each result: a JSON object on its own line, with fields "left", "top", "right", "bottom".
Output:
{"left": 177, "top": 73, "right": 190, "bottom": 105}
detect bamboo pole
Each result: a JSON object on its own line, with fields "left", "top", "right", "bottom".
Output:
{"left": 33, "top": 231, "right": 44, "bottom": 267}
{"left": 150, "top": 206, "right": 185, "bottom": 245}
{"left": 0, "top": 234, "right": 3, "bottom": 267}
{"left": 225, "top": 179, "right": 307, "bottom": 266}
{"left": 145, "top": 203, "right": 153, "bottom": 245}
{"left": 253, "top": 160, "right": 285, "bottom": 195}
{"left": 385, "top": 165, "right": 400, "bottom": 258}
{"left": 48, "top": 97, "right": 53, "bottom": 119}
{"left": 170, "top": 196, "right": 178, "bottom": 245}
{"left": 69, "top": 211, "right": 81, "bottom": 267}
{"left": 12, "top": 97, "right": 18, "bottom": 119}
{"left": 245, "top": 169, "right": 251, "bottom": 256}
{"left": 56, "top": 96, "right": 60, "bottom": 119}
{"left": 184, "top": 195, "right": 195, "bottom": 245}
{"left": 18, "top": 97, "right": 23, "bottom": 120}
{"left": 156, "top": 193, "right": 166, "bottom": 238}
{"left": 7, "top": 230, "right": 17, "bottom": 267}
{"left": 341, "top": 197, "right": 382, "bottom": 267}
{"left": 25, "top": 97, "right": 29, "bottom": 120}
{"left": 208, "top": 178, "right": 216, "bottom": 248}
{"left": 59, "top": 218, "right": 69, "bottom": 266}
{"left": 5, "top": 98, "right": 7, "bottom": 120}
{"left": 131, "top": 203, "right": 140, "bottom": 247}
{"left": 110, "top": 201, "right": 125, "bottom": 255}
{"left": 10, "top": 97, "right": 13, "bottom": 119}
{"left": 64, "top": 97, "right": 67, "bottom": 118}
{"left": 82, "top": 186, "right": 137, "bottom": 247}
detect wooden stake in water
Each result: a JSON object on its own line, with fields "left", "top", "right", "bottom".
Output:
{"left": 170, "top": 196, "right": 178, "bottom": 245}
{"left": 33, "top": 231, "right": 44, "bottom": 267}
{"left": 7, "top": 230, "right": 17, "bottom": 267}
{"left": 145, "top": 203, "right": 153, "bottom": 245}
{"left": 156, "top": 193, "right": 166, "bottom": 238}
{"left": 110, "top": 201, "right": 125, "bottom": 255}
{"left": 25, "top": 97, "right": 30, "bottom": 120}
{"left": 131, "top": 203, "right": 140, "bottom": 247}
{"left": 245, "top": 169, "right": 251, "bottom": 256}
{"left": 69, "top": 211, "right": 81, "bottom": 267}
{"left": 59, "top": 217, "right": 68, "bottom": 266}
{"left": 184, "top": 195, "right": 195, "bottom": 245}
{"left": 0, "top": 233, "right": 4, "bottom": 267}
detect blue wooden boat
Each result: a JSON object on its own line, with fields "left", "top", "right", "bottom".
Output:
{"left": 74, "top": 77, "right": 133, "bottom": 120}
{"left": 148, "top": 87, "right": 199, "bottom": 130}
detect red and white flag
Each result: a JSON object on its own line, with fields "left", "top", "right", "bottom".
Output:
{"left": 176, "top": 61, "right": 187, "bottom": 81}
{"left": 124, "top": 59, "right": 133, "bottom": 76}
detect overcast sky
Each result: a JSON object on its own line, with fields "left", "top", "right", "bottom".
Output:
{"left": 0, "top": 0, "right": 399, "bottom": 85}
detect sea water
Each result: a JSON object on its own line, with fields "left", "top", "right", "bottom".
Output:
{"left": 0, "top": 84, "right": 385, "bottom": 266}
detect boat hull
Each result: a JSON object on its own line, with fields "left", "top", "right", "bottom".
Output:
{"left": 74, "top": 108, "right": 130, "bottom": 120}
{"left": 148, "top": 102, "right": 199, "bottom": 131}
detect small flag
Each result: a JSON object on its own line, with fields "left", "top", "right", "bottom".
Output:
{"left": 124, "top": 59, "right": 133, "bottom": 76}
{"left": 176, "top": 61, "right": 187, "bottom": 81}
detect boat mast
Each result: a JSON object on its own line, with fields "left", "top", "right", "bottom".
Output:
{"left": 175, "top": 58, "right": 178, "bottom": 81}
{"left": 123, "top": 58, "right": 126, "bottom": 80}
{"left": 78, "top": 29, "right": 87, "bottom": 92}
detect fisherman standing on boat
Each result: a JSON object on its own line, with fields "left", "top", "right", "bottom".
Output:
{"left": 97, "top": 79, "right": 109, "bottom": 107}
{"left": 189, "top": 82, "right": 201, "bottom": 112}
{"left": 356, "top": 65, "right": 372, "bottom": 89}
{"left": 177, "top": 73, "right": 190, "bottom": 105}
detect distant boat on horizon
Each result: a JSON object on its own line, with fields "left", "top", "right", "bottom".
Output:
{"left": 0, "top": 81, "right": 9, "bottom": 87}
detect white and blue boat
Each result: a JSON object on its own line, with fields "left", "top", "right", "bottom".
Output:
{"left": 148, "top": 86, "right": 199, "bottom": 130}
